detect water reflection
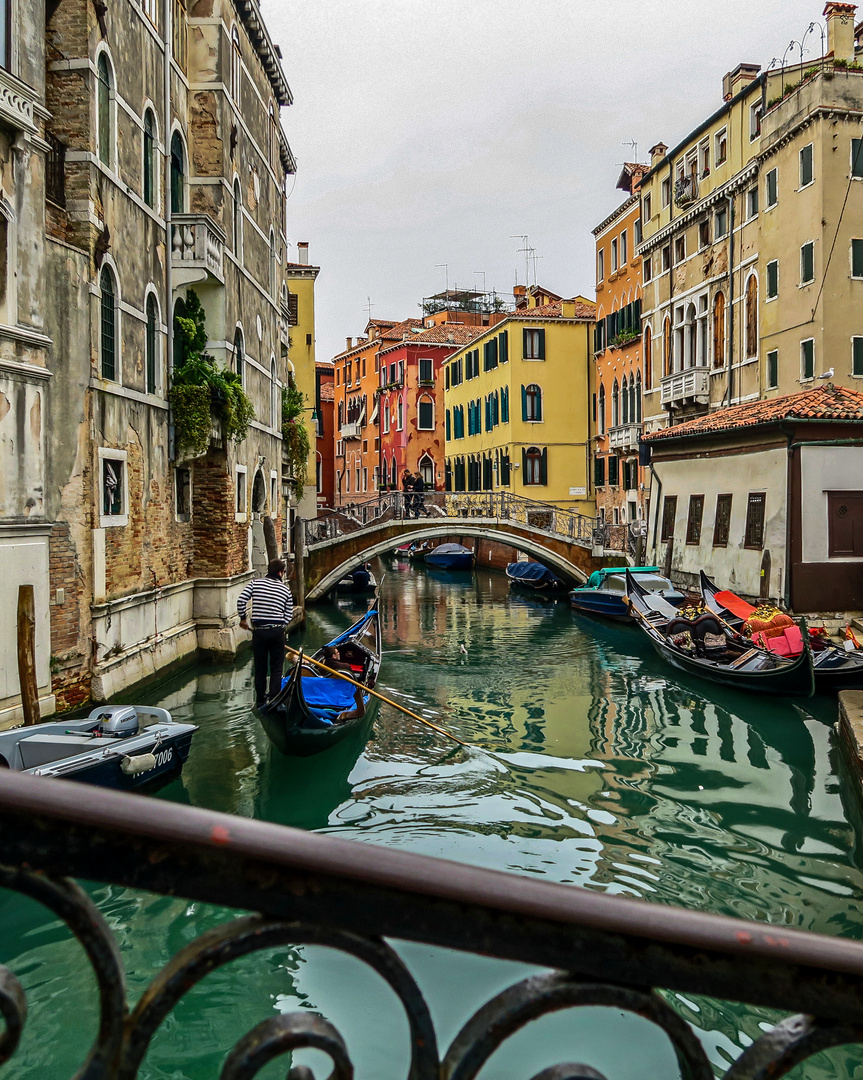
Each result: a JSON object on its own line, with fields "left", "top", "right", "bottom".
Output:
{"left": 1, "top": 559, "right": 862, "bottom": 1078}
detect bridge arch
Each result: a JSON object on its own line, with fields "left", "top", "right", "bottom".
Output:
{"left": 305, "top": 522, "right": 596, "bottom": 600}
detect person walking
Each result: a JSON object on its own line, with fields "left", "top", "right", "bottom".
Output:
{"left": 237, "top": 559, "right": 293, "bottom": 707}
{"left": 412, "top": 471, "right": 428, "bottom": 518}
{"left": 401, "top": 469, "right": 414, "bottom": 518}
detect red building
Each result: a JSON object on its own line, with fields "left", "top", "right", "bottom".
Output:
{"left": 378, "top": 324, "right": 484, "bottom": 491}
{"left": 315, "top": 362, "right": 335, "bottom": 510}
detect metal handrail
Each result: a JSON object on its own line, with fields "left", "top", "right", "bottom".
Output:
{"left": 0, "top": 771, "right": 861, "bottom": 1078}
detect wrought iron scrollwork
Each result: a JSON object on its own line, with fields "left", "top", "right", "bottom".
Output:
{"left": 220, "top": 1014, "right": 352, "bottom": 1080}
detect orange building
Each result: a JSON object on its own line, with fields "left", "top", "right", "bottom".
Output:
{"left": 593, "top": 163, "right": 649, "bottom": 527}
{"left": 315, "top": 362, "right": 335, "bottom": 510}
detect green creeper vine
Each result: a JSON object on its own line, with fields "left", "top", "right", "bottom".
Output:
{"left": 169, "top": 290, "right": 256, "bottom": 454}
{"left": 282, "top": 384, "right": 310, "bottom": 498}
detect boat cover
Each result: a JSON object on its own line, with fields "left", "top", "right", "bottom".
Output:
{"left": 715, "top": 590, "right": 756, "bottom": 620}
{"left": 329, "top": 608, "right": 378, "bottom": 647}
{"left": 430, "top": 544, "right": 471, "bottom": 554}
{"left": 507, "top": 562, "right": 560, "bottom": 584}
{"left": 299, "top": 677, "right": 361, "bottom": 710}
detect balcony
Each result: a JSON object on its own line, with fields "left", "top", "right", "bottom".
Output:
{"left": 340, "top": 421, "right": 363, "bottom": 440}
{"left": 0, "top": 67, "right": 39, "bottom": 137}
{"left": 171, "top": 214, "right": 226, "bottom": 286}
{"left": 608, "top": 422, "right": 642, "bottom": 452}
{"left": 660, "top": 367, "right": 709, "bottom": 408}
{"left": 674, "top": 174, "right": 698, "bottom": 208}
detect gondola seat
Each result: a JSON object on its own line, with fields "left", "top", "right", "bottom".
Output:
{"left": 752, "top": 625, "right": 804, "bottom": 657}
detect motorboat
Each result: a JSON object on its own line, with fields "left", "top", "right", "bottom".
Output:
{"left": 424, "top": 543, "right": 474, "bottom": 571}
{"left": 505, "top": 561, "right": 568, "bottom": 593}
{"left": 0, "top": 706, "right": 197, "bottom": 792}
{"left": 570, "top": 566, "right": 685, "bottom": 621}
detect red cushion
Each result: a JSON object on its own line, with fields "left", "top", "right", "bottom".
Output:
{"left": 765, "top": 635, "right": 792, "bottom": 656}
{"left": 783, "top": 626, "right": 804, "bottom": 655}
{"left": 715, "top": 590, "right": 756, "bottom": 620}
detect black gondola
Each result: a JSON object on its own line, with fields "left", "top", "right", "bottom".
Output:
{"left": 255, "top": 605, "right": 382, "bottom": 757}
{"left": 625, "top": 570, "right": 815, "bottom": 697}
{"left": 700, "top": 570, "right": 863, "bottom": 692}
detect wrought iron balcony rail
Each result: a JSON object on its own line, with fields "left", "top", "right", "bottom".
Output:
{"left": 0, "top": 772, "right": 862, "bottom": 1079}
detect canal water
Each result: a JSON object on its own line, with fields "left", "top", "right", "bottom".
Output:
{"left": 3, "top": 560, "right": 863, "bottom": 1079}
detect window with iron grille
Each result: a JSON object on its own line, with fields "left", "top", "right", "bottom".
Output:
{"left": 686, "top": 495, "right": 704, "bottom": 544}
{"left": 46, "top": 133, "right": 66, "bottom": 208}
{"left": 175, "top": 467, "right": 191, "bottom": 520}
{"left": 713, "top": 493, "right": 733, "bottom": 547}
{"left": 100, "top": 266, "right": 116, "bottom": 380}
{"left": 744, "top": 492, "right": 766, "bottom": 549}
{"left": 660, "top": 495, "right": 677, "bottom": 542}
{"left": 145, "top": 294, "right": 158, "bottom": 394}
{"left": 102, "top": 457, "right": 124, "bottom": 517}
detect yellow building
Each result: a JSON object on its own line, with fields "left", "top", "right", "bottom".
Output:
{"left": 284, "top": 242, "right": 320, "bottom": 525}
{"left": 638, "top": 3, "right": 863, "bottom": 434}
{"left": 443, "top": 294, "right": 596, "bottom": 513}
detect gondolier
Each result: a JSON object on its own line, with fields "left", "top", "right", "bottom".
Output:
{"left": 238, "top": 559, "right": 293, "bottom": 707}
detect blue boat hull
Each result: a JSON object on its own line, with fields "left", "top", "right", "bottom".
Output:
{"left": 34, "top": 730, "right": 195, "bottom": 793}
{"left": 424, "top": 553, "right": 473, "bottom": 570}
{"left": 569, "top": 590, "right": 633, "bottom": 622}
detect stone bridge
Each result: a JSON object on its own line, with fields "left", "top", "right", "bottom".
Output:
{"left": 300, "top": 492, "right": 620, "bottom": 601}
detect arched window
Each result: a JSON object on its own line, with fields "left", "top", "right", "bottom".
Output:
{"left": 233, "top": 325, "right": 244, "bottom": 387}
{"left": 418, "top": 394, "right": 434, "bottom": 431}
{"left": 100, "top": 265, "right": 117, "bottom": 380}
{"left": 598, "top": 382, "right": 606, "bottom": 434}
{"left": 635, "top": 371, "right": 642, "bottom": 422}
{"left": 270, "top": 356, "right": 278, "bottom": 429}
{"left": 233, "top": 179, "right": 243, "bottom": 260}
{"left": 622, "top": 376, "right": 629, "bottom": 424}
{"left": 269, "top": 229, "right": 277, "bottom": 296}
{"left": 419, "top": 454, "right": 434, "bottom": 488}
{"left": 390, "top": 457, "right": 397, "bottom": 486}
{"left": 97, "top": 52, "right": 113, "bottom": 167}
{"left": 523, "top": 383, "right": 542, "bottom": 421}
{"left": 643, "top": 325, "right": 652, "bottom": 390}
{"left": 268, "top": 102, "right": 275, "bottom": 164}
{"left": 745, "top": 275, "right": 758, "bottom": 358}
{"left": 145, "top": 292, "right": 158, "bottom": 394}
{"left": 663, "top": 315, "right": 672, "bottom": 377}
{"left": 231, "top": 25, "right": 242, "bottom": 100}
{"left": 170, "top": 132, "right": 185, "bottom": 214}
{"left": 685, "top": 303, "right": 697, "bottom": 369}
{"left": 524, "top": 446, "right": 545, "bottom": 486}
{"left": 143, "top": 109, "right": 156, "bottom": 208}
{"left": 713, "top": 292, "right": 726, "bottom": 369}
{"left": 612, "top": 379, "right": 619, "bottom": 427}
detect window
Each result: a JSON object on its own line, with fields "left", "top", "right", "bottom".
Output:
{"left": 522, "top": 383, "right": 542, "bottom": 422}
{"left": 143, "top": 0, "right": 159, "bottom": 25}
{"left": 766, "top": 168, "right": 778, "bottom": 208}
{"left": 661, "top": 177, "right": 670, "bottom": 207}
{"left": 853, "top": 139, "right": 863, "bottom": 180}
{"left": 699, "top": 219, "right": 710, "bottom": 249}
{"left": 828, "top": 492, "right": 863, "bottom": 557}
{"left": 419, "top": 357, "right": 433, "bottom": 384}
{"left": 749, "top": 102, "right": 762, "bottom": 141}
{"left": 0, "top": 0, "right": 7, "bottom": 70}
{"left": 483, "top": 338, "right": 499, "bottom": 371}
{"left": 699, "top": 138, "right": 710, "bottom": 177}
{"left": 172, "top": 0, "right": 187, "bottom": 71}
{"left": 143, "top": 109, "right": 156, "bottom": 208}
{"left": 175, "top": 467, "right": 191, "bottom": 520}
{"left": 663, "top": 315, "right": 672, "bottom": 377}
{"left": 643, "top": 256, "right": 652, "bottom": 283}
{"left": 382, "top": 400, "right": 390, "bottom": 434}
{"left": 523, "top": 446, "right": 546, "bottom": 486}
{"left": 686, "top": 495, "right": 705, "bottom": 544}
{"left": 643, "top": 327, "right": 652, "bottom": 390}
{"left": 747, "top": 186, "right": 759, "bottom": 219}
{"left": 854, "top": 338, "right": 863, "bottom": 376}
{"left": 744, "top": 492, "right": 766, "bottom": 549}
{"left": 523, "top": 327, "right": 545, "bottom": 359}
{"left": 233, "top": 180, "right": 243, "bottom": 258}
{"left": 634, "top": 218, "right": 642, "bottom": 246}
{"left": 145, "top": 293, "right": 158, "bottom": 394}
{"left": 801, "top": 338, "right": 815, "bottom": 380}
{"left": 611, "top": 238, "right": 618, "bottom": 272}
{"left": 660, "top": 495, "right": 677, "bottom": 542}
{"left": 397, "top": 398, "right": 403, "bottom": 430}
{"left": 98, "top": 451, "right": 129, "bottom": 527}
{"left": 501, "top": 386, "right": 509, "bottom": 423}
{"left": 713, "top": 292, "right": 726, "bottom": 369}
{"left": 445, "top": 408, "right": 451, "bottom": 441}
{"left": 97, "top": 52, "right": 113, "bottom": 168}
{"left": 713, "top": 494, "right": 733, "bottom": 547}
{"left": 674, "top": 236, "right": 685, "bottom": 264}
{"left": 765, "top": 261, "right": 778, "bottom": 301}
{"left": 853, "top": 240, "right": 863, "bottom": 278}
{"left": 715, "top": 128, "right": 727, "bottom": 165}
{"left": 745, "top": 276, "right": 758, "bottom": 358}
{"left": 598, "top": 248, "right": 605, "bottom": 282}
{"left": 607, "top": 455, "right": 619, "bottom": 486}
{"left": 231, "top": 25, "right": 242, "bottom": 101}
{"left": 715, "top": 205, "right": 728, "bottom": 239}
{"left": 801, "top": 241, "right": 815, "bottom": 284}
{"left": 621, "top": 230, "right": 628, "bottom": 265}
{"left": 499, "top": 331, "right": 509, "bottom": 363}
{"left": 594, "top": 456, "right": 605, "bottom": 487}
{"left": 170, "top": 132, "right": 185, "bottom": 214}
{"left": 418, "top": 396, "right": 434, "bottom": 430}
{"left": 611, "top": 379, "right": 620, "bottom": 427}
{"left": 661, "top": 245, "right": 671, "bottom": 272}
{"left": 269, "top": 230, "right": 277, "bottom": 296}
{"left": 643, "top": 192, "right": 652, "bottom": 221}
{"left": 99, "top": 265, "right": 117, "bottom": 380}
{"left": 270, "top": 357, "right": 278, "bottom": 430}
{"left": 800, "top": 143, "right": 814, "bottom": 188}
{"left": 767, "top": 350, "right": 779, "bottom": 388}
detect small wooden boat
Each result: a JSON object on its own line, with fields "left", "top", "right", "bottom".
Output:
{"left": 335, "top": 563, "right": 377, "bottom": 593}
{"left": 700, "top": 571, "right": 863, "bottom": 692}
{"left": 424, "top": 543, "right": 474, "bottom": 570}
{"left": 570, "top": 566, "right": 685, "bottom": 622}
{"left": 256, "top": 605, "right": 381, "bottom": 757}
{"left": 408, "top": 542, "right": 433, "bottom": 562}
{"left": 626, "top": 570, "right": 815, "bottom": 697}
{"left": 505, "top": 561, "right": 568, "bottom": 593}
{"left": 0, "top": 706, "right": 197, "bottom": 792}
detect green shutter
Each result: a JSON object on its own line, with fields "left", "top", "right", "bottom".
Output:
{"left": 536, "top": 387, "right": 543, "bottom": 422}
{"left": 521, "top": 384, "right": 527, "bottom": 421}
{"left": 537, "top": 328, "right": 545, "bottom": 359}
{"left": 521, "top": 447, "right": 527, "bottom": 475}
{"left": 501, "top": 386, "right": 509, "bottom": 423}
{"left": 540, "top": 447, "right": 548, "bottom": 485}
{"left": 446, "top": 409, "right": 451, "bottom": 440}
{"left": 500, "top": 331, "right": 508, "bottom": 363}
{"left": 853, "top": 240, "right": 863, "bottom": 278}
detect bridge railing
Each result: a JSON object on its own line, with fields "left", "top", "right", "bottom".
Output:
{"left": 307, "top": 491, "right": 599, "bottom": 549}
{"left": 1, "top": 770, "right": 862, "bottom": 1079}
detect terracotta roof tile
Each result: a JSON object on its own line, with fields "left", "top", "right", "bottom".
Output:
{"left": 379, "top": 318, "right": 424, "bottom": 340}
{"left": 378, "top": 322, "right": 485, "bottom": 357}
{"left": 319, "top": 381, "right": 334, "bottom": 402}
{"left": 517, "top": 299, "right": 596, "bottom": 320}
{"left": 644, "top": 384, "right": 863, "bottom": 442}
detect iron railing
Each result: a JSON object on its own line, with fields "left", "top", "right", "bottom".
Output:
{"left": 0, "top": 771, "right": 862, "bottom": 1078}
{"left": 305, "top": 492, "right": 599, "bottom": 551}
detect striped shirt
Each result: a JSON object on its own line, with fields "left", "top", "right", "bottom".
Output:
{"left": 237, "top": 576, "right": 293, "bottom": 626}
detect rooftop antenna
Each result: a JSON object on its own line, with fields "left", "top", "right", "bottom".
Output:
{"left": 365, "top": 296, "right": 374, "bottom": 322}
{"left": 622, "top": 138, "right": 639, "bottom": 161}
{"left": 435, "top": 263, "right": 449, "bottom": 301}
{"left": 511, "top": 235, "right": 530, "bottom": 288}
{"left": 473, "top": 270, "right": 486, "bottom": 298}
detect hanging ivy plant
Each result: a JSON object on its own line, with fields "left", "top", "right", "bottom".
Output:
{"left": 169, "top": 289, "right": 256, "bottom": 454}
{"left": 282, "top": 385, "right": 310, "bottom": 498}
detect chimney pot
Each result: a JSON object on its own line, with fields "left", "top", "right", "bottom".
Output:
{"left": 346, "top": 337, "right": 353, "bottom": 351}
{"left": 824, "top": 2, "right": 858, "bottom": 63}
{"left": 297, "top": 241, "right": 309, "bottom": 265}
{"left": 722, "top": 63, "right": 761, "bottom": 102}
{"left": 649, "top": 142, "right": 668, "bottom": 165}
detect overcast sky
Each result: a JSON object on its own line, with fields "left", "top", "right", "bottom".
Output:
{"left": 264, "top": 0, "right": 823, "bottom": 363}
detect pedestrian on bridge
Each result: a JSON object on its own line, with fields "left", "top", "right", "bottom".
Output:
{"left": 237, "top": 559, "right": 293, "bottom": 707}
{"left": 401, "top": 470, "right": 415, "bottom": 518}
{"left": 412, "top": 472, "right": 429, "bottom": 518}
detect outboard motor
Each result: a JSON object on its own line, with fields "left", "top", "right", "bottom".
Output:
{"left": 92, "top": 706, "right": 140, "bottom": 738}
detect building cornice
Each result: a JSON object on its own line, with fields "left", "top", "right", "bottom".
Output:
{"left": 230, "top": 0, "right": 292, "bottom": 107}
{"left": 593, "top": 195, "right": 639, "bottom": 238}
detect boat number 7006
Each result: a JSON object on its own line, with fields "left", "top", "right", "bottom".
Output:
{"left": 155, "top": 749, "right": 173, "bottom": 767}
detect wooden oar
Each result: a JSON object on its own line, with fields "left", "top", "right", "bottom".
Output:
{"left": 285, "top": 645, "right": 470, "bottom": 748}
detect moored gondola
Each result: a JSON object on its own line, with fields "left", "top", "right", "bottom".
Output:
{"left": 255, "top": 605, "right": 382, "bottom": 757}
{"left": 625, "top": 570, "right": 815, "bottom": 697}
{"left": 700, "top": 570, "right": 863, "bottom": 692}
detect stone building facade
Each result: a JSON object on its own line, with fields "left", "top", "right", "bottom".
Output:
{"left": 0, "top": 0, "right": 311, "bottom": 723}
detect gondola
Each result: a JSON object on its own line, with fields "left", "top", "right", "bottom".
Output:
{"left": 505, "top": 561, "right": 568, "bottom": 593}
{"left": 335, "top": 563, "right": 377, "bottom": 594}
{"left": 625, "top": 570, "right": 815, "bottom": 697}
{"left": 255, "top": 605, "right": 382, "bottom": 757}
{"left": 700, "top": 571, "right": 863, "bottom": 692}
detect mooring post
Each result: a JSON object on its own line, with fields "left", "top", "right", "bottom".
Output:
{"left": 17, "top": 584, "right": 39, "bottom": 727}
{"left": 292, "top": 514, "right": 307, "bottom": 627}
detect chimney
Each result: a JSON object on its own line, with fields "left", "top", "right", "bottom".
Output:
{"left": 513, "top": 284, "right": 527, "bottom": 307}
{"left": 649, "top": 142, "right": 668, "bottom": 166}
{"left": 297, "top": 241, "right": 309, "bottom": 265}
{"left": 346, "top": 337, "right": 353, "bottom": 351}
{"left": 722, "top": 63, "right": 761, "bottom": 101}
{"left": 561, "top": 300, "right": 576, "bottom": 318}
{"left": 825, "top": 2, "right": 858, "bottom": 63}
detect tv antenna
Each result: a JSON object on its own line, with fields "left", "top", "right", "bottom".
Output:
{"left": 473, "top": 270, "right": 486, "bottom": 297}
{"left": 364, "top": 296, "right": 375, "bottom": 322}
{"left": 435, "top": 263, "right": 449, "bottom": 297}
{"left": 623, "top": 138, "right": 639, "bottom": 161}
{"left": 511, "top": 235, "right": 532, "bottom": 286}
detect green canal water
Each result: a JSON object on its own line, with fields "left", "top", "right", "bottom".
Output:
{"left": 3, "top": 561, "right": 863, "bottom": 1079}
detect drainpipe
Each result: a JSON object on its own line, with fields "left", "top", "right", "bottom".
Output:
{"left": 727, "top": 192, "right": 735, "bottom": 407}
{"left": 780, "top": 421, "right": 794, "bottom": 610}
{"left": 649, "top": 462, "right": 662, "bottom": 564}
{"left": 164, "top": 0, "right": 174, "bottom": 459}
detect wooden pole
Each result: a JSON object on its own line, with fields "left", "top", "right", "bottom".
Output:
{"left": 17, "top": 585, "right": 39, "bottom": 727}
{"left": 292, "top": 512, "right": 306, "bottom": 627}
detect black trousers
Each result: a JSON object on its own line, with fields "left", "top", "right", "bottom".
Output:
{"left": 251, "top": 626, "right": 285, "bottom": 703}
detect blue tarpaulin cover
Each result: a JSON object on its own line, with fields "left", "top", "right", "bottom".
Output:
{"left": 329, "top": 608, "right": 378, "bottom": 647}
{"left": 430, "top": 544, "right": 471, "bottom": 554}
{"left": 507, "top": 561, "right": 561, "bottom": 585}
